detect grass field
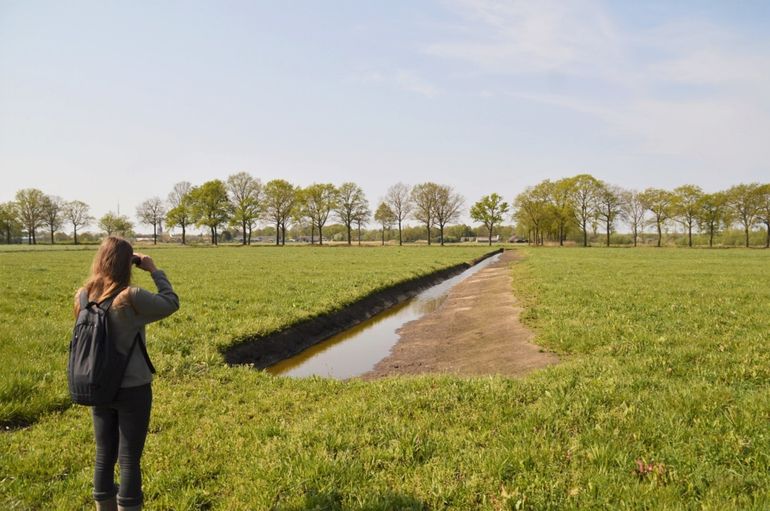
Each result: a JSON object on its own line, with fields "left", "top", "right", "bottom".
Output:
{"left": 1, "top": 246, "right": 769, "bottom": 510}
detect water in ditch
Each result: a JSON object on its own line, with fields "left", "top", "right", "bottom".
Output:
{"left": 267, "top": 252, "right": 502, "bottom": 379}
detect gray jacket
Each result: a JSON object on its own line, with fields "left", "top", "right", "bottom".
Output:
{"left": 79, "top": 270, "right": 179, "bottom": 387}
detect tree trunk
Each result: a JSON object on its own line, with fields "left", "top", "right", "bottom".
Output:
{"left": 398, "top": 219, "right": 402, "bottom": 246}
{"left": 182, "top": 224, "right": 187, "bottom": 245}
{"left": 426, "top": 225, "right": 431, "bottom": 246}
{"left": 688, "top": 225, "right": 692, "bottom": 247}
{"left": 606, "top": 219, "right": 610, "bottom": 247}
{"left": 281, "top": 224, "right": 286, "bottom": 246}
{"left": 319, "top": 223, "right": 324, "bottom": 245}
{"left": 709, "top": 229, "right": 714, "bottom": 248}
{"left": 357, "top": 224, "right": 361, "bottom": 246}
{"left": 439, "top": 225, "right": 444, "bottom": 246}
{"left": 211, "top": 226, "right": 216, "bottom": 246}
{"left": 488, "top": 223, "right": 493, "bottom": 246}
{"left": 310, "top": 223, "right": 315, "bottom": 245}
{"left": 242, "top": 220, "right": 247, "bottom": 245}
{"left": 745, "top": 227, "right": 750, "bottom": 248}
{"left": 153, "top": 223, "right": 157, "bottom": 245}
{"left": 248, "top": 225, "right": 252, "bottom": 245}
{"left": 275, "top": 221, "right": 280, "bottom": 246}
{"left": 657, "top": 221, "right": 662, "bottom": 247}
{"left": 346, "top": 224, "right": 351, "bottom": 245}
{"left": 381, "top": 227, "right": 385, "bottom": 245}
{"left": 583, "top": 221, "right": 587, "bottom": 247}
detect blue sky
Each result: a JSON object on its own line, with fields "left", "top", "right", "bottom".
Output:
{"left": 1, "top": 1, "right": 769, "bottom": 228}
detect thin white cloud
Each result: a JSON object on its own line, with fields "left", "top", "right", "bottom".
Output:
{"left": 351, "top": 68, "right": 439, "bottom": 98}
{"left": 428, "top": 0, "right": 770, "bottom": 170}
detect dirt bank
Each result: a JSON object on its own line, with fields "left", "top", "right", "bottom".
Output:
{"left": 223, "top": 249, "right": 502, "bottom": 369}
{"left": 362, "top": 250, "right": 558, "bottom": 379}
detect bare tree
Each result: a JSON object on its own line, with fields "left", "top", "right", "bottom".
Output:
{"left": 63, "top": 200, "right": 93, "bottom": 245}
{"left": 136, "top": 197, "right": 167, "bottom": 245}
{"left": 568, "top": 174, "right": 602, "bottom": 247}
{"left": 167, "top": 181, "right": 193, "bottom": 245}
{"left": 726, "top": 183, "right": 762, "bottom": 248}
{"left": 41, "top": 195, "right": 64, "bottom": 244}
{"left": 620, "top": 190, "right": 645, "bottom": 247}
{"left": 595, "top": 183, "right": 624, "bottom": 247}
{"left": 353, "top": 201, "right": 371, "bottom": 246}
{"left": 433, "top": 185, "right": 464, "bottom": 246}
{"left": 410, "top": 182, "right": 439, "bottom": 245}
{"left": 385, "top": 183, "right": 413, "bottom": 246}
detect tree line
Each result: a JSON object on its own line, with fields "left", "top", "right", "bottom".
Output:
{"left": 513, "top": 175, "right": 770, "bottom": 248}
{"left": 0, "top": 176, "right": 495, "bottom": 246}
{"left": 2, "top": 174, "right": 769, "bottom": 248}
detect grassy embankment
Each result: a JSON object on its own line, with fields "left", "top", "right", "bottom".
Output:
{"left": 2, "top": 246, "right": 769, "bottom": 510}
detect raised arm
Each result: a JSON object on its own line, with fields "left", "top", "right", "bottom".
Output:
{"left": 131, "top": 253, "right": 180, "bottom": 324}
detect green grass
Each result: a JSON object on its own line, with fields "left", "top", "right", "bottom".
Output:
{"left": 1, "top": 246, "right": 769, "bottom": 510}
{"left": 0, "top": 245, "right": 493, "bottom": 428}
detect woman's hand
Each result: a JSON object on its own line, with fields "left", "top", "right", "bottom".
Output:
{"left": 132, "top": 252, "right": 158, "bottom": 273}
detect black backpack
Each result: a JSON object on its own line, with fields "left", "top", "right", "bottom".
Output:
{"left": 67, "top": 289, "right": 155, "bottom": 406}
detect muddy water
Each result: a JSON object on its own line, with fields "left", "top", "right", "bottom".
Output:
{"left": 267, "top": 252, "right": 502, "bottom": 379}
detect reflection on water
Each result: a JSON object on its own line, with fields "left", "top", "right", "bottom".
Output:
{"left": 267, "top": 252, "right": 502, "bottom": 379}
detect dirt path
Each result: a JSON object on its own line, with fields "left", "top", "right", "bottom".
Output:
{"left": 363, "top": 250, "right": 558, "bottom": 379}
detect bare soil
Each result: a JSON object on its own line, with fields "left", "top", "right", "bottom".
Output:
{"left": 363, "top": 250, "right": 558, "bottom": 379}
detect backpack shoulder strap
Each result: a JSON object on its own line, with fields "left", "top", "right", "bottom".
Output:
{"left": 78, "top": 289, "right": 89, "bottom": 311}
{"left": 130, "top": 332, "right": 157, "bottom": 374}
{"left": 99, "top": 287, "right": 127, "bottom": 311}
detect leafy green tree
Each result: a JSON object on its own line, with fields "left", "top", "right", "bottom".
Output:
{"left": 595, "top": 183, "right": 624, "bottom": 247}
{"left": 410, "top": 182, "right": 439, "bottom": 245}
{"left": 620, "top": 189, "right": 645, "bottom": 247}
{"left": 470, "top": 193, "right": 510, "bottom": 246}
{"left": 40, "top": 195, "right": 64, "bottom": 244}
{"left": 189, "top": 180, "right": 231, "bottom": 245}
{"left": 726, "top": 183, "right": 762, "bottom": 248}
{"left": 227, "top": 172, "right": 262, "bottom": 245}
{"left": 374, "top": 202, "right": 396, "bottom": 245}
{"left": 754, "top": 184, "right": 770, "bottom": 248}
{"left": 15, "top": 188, "right": 46, "bottom": 244}
{"left": 304, "top": 183, "right": 338, "bottom": 245}
{"left": 639, "top": 188, "right": 676, "bottom": 247}
{"left": 696, "top": 192, "right": 729, "bottom": 248}
{"left": 0, "top": 202, "right": 21, "bottom": 243}
{"left": 513, "top": 183, "right": 550, "bottom": 245}
{"left": 263, "top": 179, "right": 297, "bottom": 246}
{"left": 545, "top": 179, "right": 573, "bottom": 246}
{"left": 385, "top": 183, "right": 413, "bottom": 246}
{"left": 433, "top": 185, "right": 464, "bottom": 246}
{"left": 673, "top": 185, "right": 704, "bottom": 247}
{"left": 136, "top": 197, "right": 166, "bottom": 245}
{"left": 63, "top": 200, "right": 93, "bottom": 245}
{"left": 568, "top": 174, "right": 602, "bottom": 247}
{"left": 166, "top": 181, "right": 193, "bottom": 245}
{"left": 335, "top": 182, "right": 367, "bottom": 245}
{"left": 99, "top": 212, "right": 133, "bottom": 237}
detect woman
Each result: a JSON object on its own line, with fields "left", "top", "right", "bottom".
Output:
{"left": 74, "top": 237, "right": 179, "bottom": 511}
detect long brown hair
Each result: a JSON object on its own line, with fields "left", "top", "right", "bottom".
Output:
{"left": 74, "top": 236, "right": 133, "bottom": 316}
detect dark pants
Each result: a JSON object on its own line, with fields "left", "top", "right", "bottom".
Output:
{"left": 92, "top": 383, "right": 152, "bottom": 507}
